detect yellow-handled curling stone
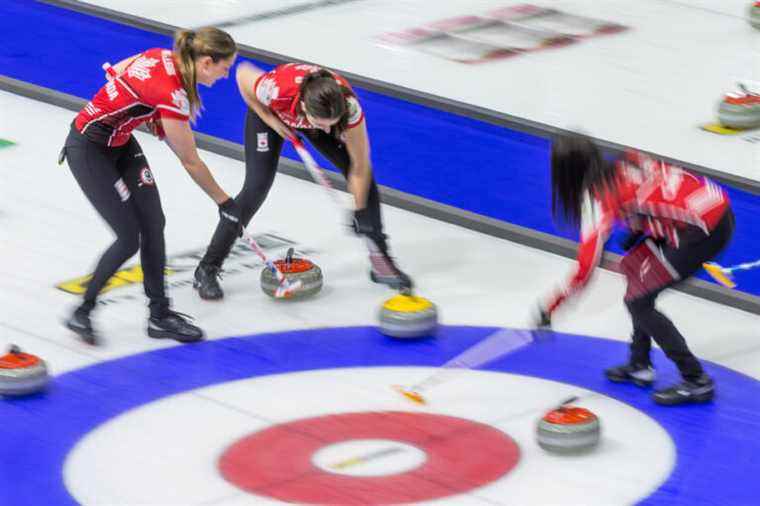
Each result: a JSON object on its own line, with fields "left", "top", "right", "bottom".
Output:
{"left": 378, "top": 293, "right": 438, "bottom": 338}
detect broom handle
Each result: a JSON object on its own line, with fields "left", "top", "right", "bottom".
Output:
{"left": 726, "top": 259, "right": 760, "bottom": 273}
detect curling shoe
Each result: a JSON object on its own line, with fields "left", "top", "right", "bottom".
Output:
{"left": 147, "top": 309, "right": 204, "bottom": 343}
{"left": 65, "top": 307, "right": 98, "bottom": 346}
{"left": 653, "top": 374, "right": 715, "bottom": 405}
{"left": 194, "top": 262, "right": 224, "bottom": 300}
{"left": 605, "top": 363, "right": 655, "bottom": 387}
{"left": 369, "top": 252, "right": 414, "bottom": 291}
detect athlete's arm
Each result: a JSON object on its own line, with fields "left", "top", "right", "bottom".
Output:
{"left": 161, "top": 118, "right": 230, "bottom": 205}
{"left": 544, "top": 195, "right": 613, "bottom": 314}
{"left": 236, "top": 62, "right": 293, "bottom": 139}
{"left": 343, "top": 120, "right": 372, "bottom": 209}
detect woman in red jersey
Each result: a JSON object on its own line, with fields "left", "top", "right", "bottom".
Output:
{"left": 63, "top": 27, "right": 239, "bottom": 345}
{"left": 537, "top": 134, "right": 734, "bottom": 405}
{"left": 193, "top": 61, "right": 413, "bottom": 300}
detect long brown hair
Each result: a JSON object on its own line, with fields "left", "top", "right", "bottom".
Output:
{"left": 299, "top": 69, "right": 354, "bottom": 136}
{"left": 551, "top": 133, "right": 618, "bottom": 227}
{"left": 173, "top": 27, "right": 236, "bottom": 120}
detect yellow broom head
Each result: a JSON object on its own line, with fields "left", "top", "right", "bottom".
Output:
{"left": 703, "top": 262, "right": 736, "bottom": 289}
{"left": 393, "top": 385, "right": 426, "bottom": 404}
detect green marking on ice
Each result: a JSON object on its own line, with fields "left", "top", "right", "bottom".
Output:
{"left": 0, "top": 139, "right": 15, "bottom": 149}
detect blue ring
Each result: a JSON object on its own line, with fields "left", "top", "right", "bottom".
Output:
{"left": 1, "top": 326, "right": 758, "bottom": 505}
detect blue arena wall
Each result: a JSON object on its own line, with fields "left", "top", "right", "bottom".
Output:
{"left": 2, "top": 0, "right": 758, "bottom": 297}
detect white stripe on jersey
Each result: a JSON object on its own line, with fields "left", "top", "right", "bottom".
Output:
{"left": 155, "top": 104, "right": 188, "bottom": 116}
{"left": 686, "top": 179, "right": 725, "bottom": 217}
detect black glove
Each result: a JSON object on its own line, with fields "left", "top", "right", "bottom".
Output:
{"left": 350, "top": 208, "right": 376, "bottom": 236}
{"left": 219, "top": 198, "right": 243, "bottom": 236}
{"left": 534, "top": 305, "right": 552, "bottom": 329}
{"left": 620, "top": 231, "right": 645, "bottom": 252}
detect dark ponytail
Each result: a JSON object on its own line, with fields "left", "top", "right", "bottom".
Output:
{"left": 299, "top": 69, "right": 352, "bottom": 136}
{"left": 550, "top": 133, "right": 617, "bottom": 227}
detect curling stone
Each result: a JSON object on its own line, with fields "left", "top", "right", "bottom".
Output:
{"left": 378, "top": 294, "right": 438, "bottom": 338}
{"left": 0, "top": 345, "right": 49, "bottom": 397}
{"left": 717, "top": 83, "right": 760, "bottom": 129}
{"left": 261, "top": 248, "right": 323, "bottom": 299}
{"left": 536, "top": 405, "right": 600, "bottom": 454}
{"left": 750, "top": 2, "right": 760, "bottom": 30}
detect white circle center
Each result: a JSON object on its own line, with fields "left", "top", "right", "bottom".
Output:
{"left": 311, "top": 438, "right": 427, "bottom": 476}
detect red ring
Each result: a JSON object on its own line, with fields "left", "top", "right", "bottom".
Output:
{"left": 219, "top": 411, "right": 520, "bottom": 504}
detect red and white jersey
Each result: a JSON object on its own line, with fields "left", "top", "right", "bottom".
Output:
{"left": 74, "top": 48, "right": 190, "bottom": 147}
{"left": 253, "top": 63, "right": 364, "bottom": 130}
{"left": 548, "top": 150, "right": 730, "bottom": 312}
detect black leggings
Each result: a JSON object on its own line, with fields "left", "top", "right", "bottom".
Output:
{"left": 625, "top": 209, "right": 735, "bottom": 380}
{"left": 201, "top": 109, "right": 386, "bottom": 267}
{"left": 64, "top": 127, "right": 168, "bottom": 315}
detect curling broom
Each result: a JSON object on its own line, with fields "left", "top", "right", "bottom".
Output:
{"left": 394, "top": 328, "right": 551, "bottom": 404}
{"left": 703, "top": 259, "right": 760, "bottom": 289}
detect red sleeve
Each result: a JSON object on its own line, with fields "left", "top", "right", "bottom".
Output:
{"left": 345, "top": 96, "right": 365, "bottom": 128}
{"left": 153, "top": 85, "right": 190, "bottom": 121}
{"left": 143, "top": 49, "right": 190, "bottom": 121}
{"left": 332, "top": 74, "right": 364, "bottom": 128}
{"left": 546, "top": 195, "right": 613, "bottom": 314}
{"left": 254, "top": 68, "right": 284, "bottom": 109}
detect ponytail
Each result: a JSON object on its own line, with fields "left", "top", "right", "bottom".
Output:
{"left": 173, "top": 27, "right": 236, "bottom": 121}
{"left": 550, "top": 133, "right": 615, "bottom": 228}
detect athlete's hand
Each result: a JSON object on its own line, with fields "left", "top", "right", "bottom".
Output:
{"left": 533, "top": 304, "right": 552, "bottom": 329}
{"left": 350, "top": 208, "right": 376, "bottom": 236}
{"left": 146, "top": 117, "right": 165, "bottom": 140}
{"left": 218, "top": 198, "right": 243, "bottom": 236}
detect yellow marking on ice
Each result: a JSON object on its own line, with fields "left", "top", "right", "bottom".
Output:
{"left": 699, "top": 123, "right": 746, "bottom": 135}
{"left": 382, "top": 294, "right": 433, "bottom": 313}
{"left": 329, "top": 447, "right": 404, "bottom": 470}
{"left": 56, "top": 266, "right": 175, "bottom": 294}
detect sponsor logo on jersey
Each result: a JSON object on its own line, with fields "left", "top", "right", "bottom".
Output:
{"left": 639, "top": 257, "right": 651, "bottom": 282}
{"left": 171, "top": 89, "right": 190, "bottom": 115}
{"left": 127, "top": 56, "right": 160, "bottom": 82}
{"left": 161, "top": 50, "right": 176, "bottom": 76}
{"left": 54, "top": 234, "right": 317, "bottom": 303}
{"left": 346, "top": 97, "right": 363, "bottom": 125}
{"left": 84, "top": 102, "right": 100, "bottom": 116}
{"left": 105, "top": 81, "right": 119, "bottom": 101}
{"left": 294, "top": 64, "right": 320, "bottom": 72}
{"left": 256, "top": 77, "right": 279, "bottom": 105}
{"left": 257, "top": 132, "right": 269, "bottom": 152}
{"left": 138, "top": 167, "right": 155, "bottom": 186}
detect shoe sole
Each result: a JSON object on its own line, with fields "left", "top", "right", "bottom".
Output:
{"left": 653, "top": 390, "right": 714, "bottom": 406}
{"left": 65, "top": 321, "right": 98, "bottom": 346}
{"left": 147, "top": 327, "right": 205, "bottom": 343}
{"left": 605, "top": 375, "right": 654, "bottom": 388}
{"left": 193, "top": 279, "right": 223, "bottom": 301}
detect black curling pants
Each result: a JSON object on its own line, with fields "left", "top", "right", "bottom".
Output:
{"left": 201, "top": 108, "right": 386, "bottom": 267}
{"left": 622, "top": 209, "right": 734, "bottom": 380}
{"left": 64, "top": 127, "right": 168, "bottom": 316}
